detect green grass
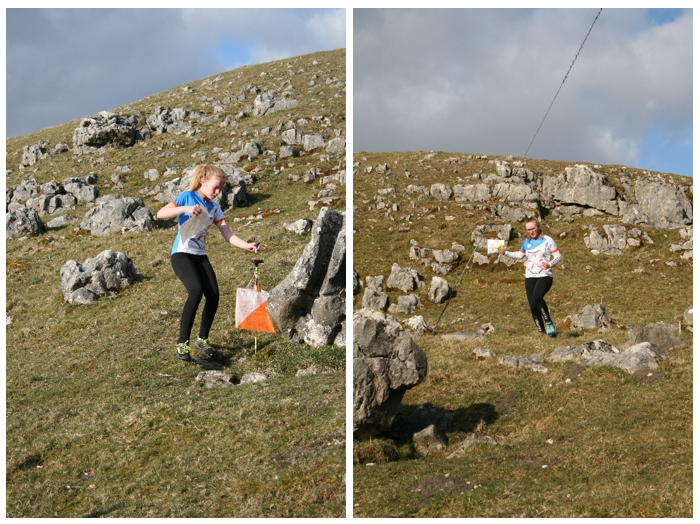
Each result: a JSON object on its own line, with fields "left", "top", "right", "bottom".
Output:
{"left": 6, "top": 49, "right": 346, "bottom": 518}
{"left": 352, "top": 151, "right": 692, "bottom": 517}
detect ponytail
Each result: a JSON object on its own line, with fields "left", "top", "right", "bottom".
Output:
{"left": 188, "top": 164, "right": 225, "bottom": 191}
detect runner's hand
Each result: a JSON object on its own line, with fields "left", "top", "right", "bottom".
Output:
{"left": 190, "top": 204, "right": 201, "bottom": 216}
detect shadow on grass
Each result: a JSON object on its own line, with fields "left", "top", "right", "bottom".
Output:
{"left": 390, "top": 402, "right": 499, "bottom": 441}
{"left": 83, "top": 504, "right": 123, "bottom": 518}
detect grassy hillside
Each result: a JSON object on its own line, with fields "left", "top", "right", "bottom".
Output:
{"left": 352, "top": 150, "right": 692, "bottom": 517}
{"left": 6, "top": 49, "right": 346, "bottom": 518}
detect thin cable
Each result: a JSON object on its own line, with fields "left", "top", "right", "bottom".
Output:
{"left": 431, "top": 207, "right": 497, "bottom": 331}
{"left": 523, "top": 8, "right": 602, "bottom": 159}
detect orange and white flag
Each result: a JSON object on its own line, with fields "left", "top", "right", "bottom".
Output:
{"left": 235, "top": 287, "right": 276, "bottom": 333}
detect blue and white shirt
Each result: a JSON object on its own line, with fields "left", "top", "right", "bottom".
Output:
{"left": 170, "top": 189, "right": 226, "bottom": 256}
{"left": 503, "top": 235, "right": 562, "bottom": 278}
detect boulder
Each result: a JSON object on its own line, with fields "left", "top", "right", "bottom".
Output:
{"left": 266, "top": 208, "right": 345, "bottom": 347}
{"left": 413, "top": 425, "right": 448, "bottom": 455}
{"left": 386, "top": 263, "right": 422, "bottom": 292}
{"left": 565, "top": 304, "right": 612, "bottom": 330}
{"left": 80, "top": 196, "right": 154, "bottom": 236}
{"left": 60, "top": 250, "right": 136, "bottom": 304}
{"left": 63, "top": 175, "right": 99, "bottom": 205}
{"left": 195, "top": 370, "right": 239, "bottom": 388}
{"left": 73, "top": 111, "right": 139, "bottom": 155}
{"left": 584, "top": 225, "right": 627, "bottom": 255}
{"left": 353, "top": 309, "right": 428, "bottom": 439}
{"left": 619, "top": 322, "right": 688, "bottom": 351}
{"left": 404, "top": 315, "right": 429, "bottom": 337}
{"left": 285, "top": 218, "right": 312, "bottom": 235}
{"left": 361, "top": 286, "right": 389, "bottom": 312}
{"left": 684, "top": 306, "right": 693, "bottom": 326}
{"left": 388, "top": 294, "right": 422, "bottom": 315}
{"left": 326, "top": 137, "right": 346, "bottom": 153}
{"left": 6, "top": 207, "right": 45, "bottom": 238}
{"left": 428, "top": 276, "right": 451, "bottom": 304}
{"left": 20, "top": 142, "right": 48, "bottom": 168}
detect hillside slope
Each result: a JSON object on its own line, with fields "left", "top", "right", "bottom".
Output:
{"left": 352, "top": 150, "right": 692, "bottom": 517}
{"left": 6, "top": 49, "right": 346, "bottom": 518}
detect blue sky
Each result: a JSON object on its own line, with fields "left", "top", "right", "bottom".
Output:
{"left": 6, "top": 8, "right": 346, "bottom": 139}
{"left": 354, "top": 8, "right": 692, "bottom": 178}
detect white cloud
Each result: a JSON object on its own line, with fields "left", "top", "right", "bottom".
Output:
{"left": 354, "top": 8, "right": 692, "bottom": 176}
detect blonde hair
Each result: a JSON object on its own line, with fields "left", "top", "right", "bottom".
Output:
{"left": 188, "top": 164, "right": 226, "bottom": 191}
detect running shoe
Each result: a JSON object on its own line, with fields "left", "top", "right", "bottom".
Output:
{"left": 175, "top": 341, "right": 192, "bottom": 361}
{"left": 195, "top": 337, "right": 218, "bottom": 359}
{"left": 545, "top": 321, "right": 556, "bottom": 337}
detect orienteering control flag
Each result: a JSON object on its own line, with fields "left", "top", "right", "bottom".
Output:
{"left": 235, "top": 287, "right": 276, "bottom": 333}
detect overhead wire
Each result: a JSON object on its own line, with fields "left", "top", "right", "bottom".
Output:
{"left": 523, "top": 8, "right": 603, "bottom": 159}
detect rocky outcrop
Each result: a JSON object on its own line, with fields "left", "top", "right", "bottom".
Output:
{"left": 60, "top": 250, "right": 135, "bottom": 304}
{"left": 578, "top": 342, "right": 668, "bottom": 374}
{"left": 266, "top": 207, "right": 345, "bottom": 347}
{"left": 253, "top": 92, "right": 299, "bottom": 116}
{"left": 73, "top": 111, "right": 140, "bottom": 155}
{"left": 541, "top": 165, "right": 618, "bottom": 215}
{"left": 80, "top": 196, "right": 155, "bottom": 236}
{"left": 146, "top": 106, "right": 190, "bottom": 135}
{"left": 353, "top": 308, "right": 428, "bottom": 439}
{"left": 620, "top": 178, "right": 693, "bottom": 229}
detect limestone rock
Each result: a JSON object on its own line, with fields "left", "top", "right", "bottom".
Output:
{"left": 386, "top": 263, "right": 422, "bottom": 292}
{"left": 565, "top": 304, "right": 612, "bottom": 330}
{"left": 447, "top": 434, "right": 498, "bottom": 459}
{"left": 541, "top": 165, "right": 618, "bottom": 215}
{"left": 428, "top": 276, "right": 451, "bottom": 304}
{"left": 413, "top": 424, "right": 448, "bottom": 455}
{"left": 73, "top": 111, "right": 140, "bottom": 155}
{"left": 60, "top": 250, "right": 135, "bottom": 304}
{"left": 353, "top": 309, "right": 428, "bottom": 439}
{"left": 267, "top": 208, "right": 345, "bottom": 347}
{"left": 619, "top": 322, "right": 688, "bottom": 351}
{"left": 547, "top": 340, "right": 618, "bottom": 363}
{"left": 388, "top": 294, "right": 422, "bottom": 315}
{"left": 579, "top": 342, "right": 668, "bottom": 374}
{"left": 80, "top": 196, "right": 154, "bottom": 236}
{"left": 6, "top": 207, "right": 45, "bottom": 238}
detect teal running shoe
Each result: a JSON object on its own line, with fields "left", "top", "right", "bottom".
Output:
{"left": 545, "top": 321, "right": 556, "bottom": 337}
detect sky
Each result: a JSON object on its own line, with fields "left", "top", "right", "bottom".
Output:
{"left": 5, "top": 8, "right": 346, "bottom": 139}
{"left": 354, "top": 8, "right": 693, "bottom": 178}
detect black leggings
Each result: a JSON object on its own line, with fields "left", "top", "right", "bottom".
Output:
{"left": 525, "top": 277, "right": 553, "bottom": 329}
{"left": 171, "top": 253, "right": 220, "bottom": 344}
